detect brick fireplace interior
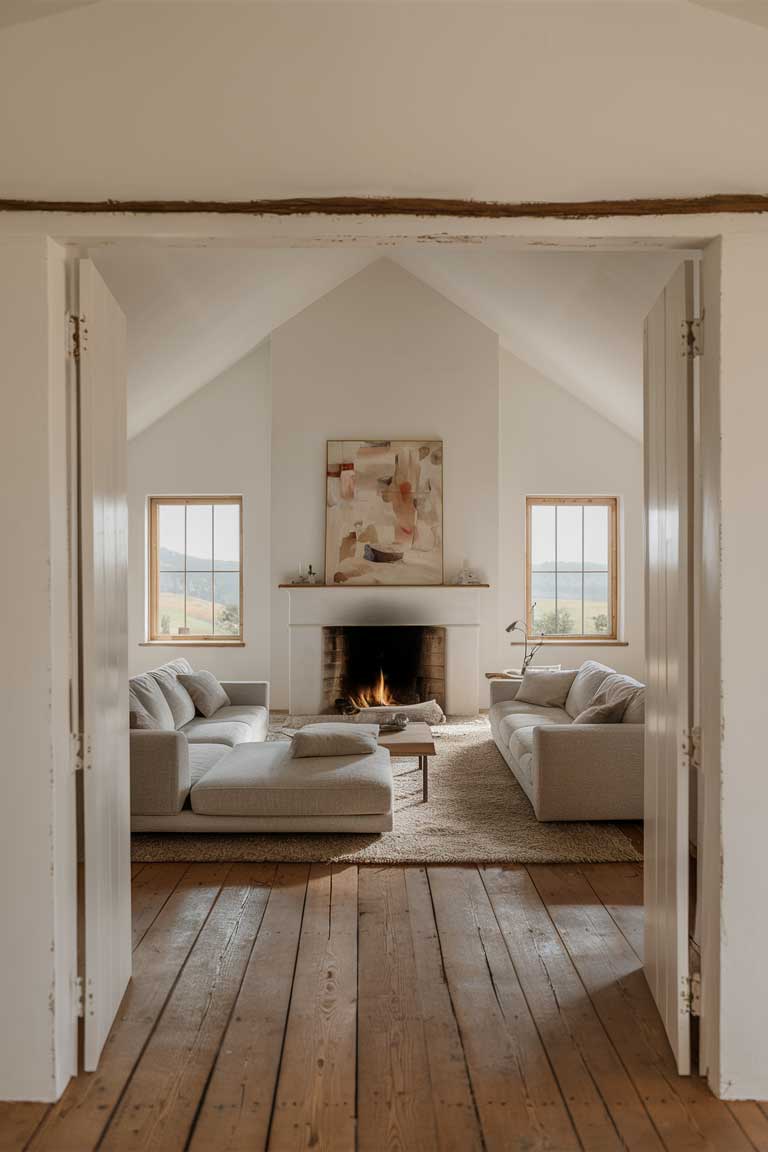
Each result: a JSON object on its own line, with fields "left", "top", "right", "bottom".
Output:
{"left": 322, "top": 625, "right": 446, "bottom": 714}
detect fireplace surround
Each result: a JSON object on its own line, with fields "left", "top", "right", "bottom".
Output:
{"left": 323, "top": 625, "right": 446, "bottom": 714}
{"left": 282, "top": 585, "right": 483, "bottom": 715}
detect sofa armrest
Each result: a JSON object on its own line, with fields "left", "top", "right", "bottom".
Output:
{"left": 532, "top": 723, "right": 644, "bottom": 821}
{"left": 130, "top": 730, "right": 190, "bottom": 816}
{"left": 489, "top": 679, "right": 521, "bottom": 705}
{"left": 220, "top": 680, "right": 270, "bottom": 709}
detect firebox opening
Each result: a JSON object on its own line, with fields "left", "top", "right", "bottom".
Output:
{"left": 322, "top": 625, "right": 446, "bottom": 715}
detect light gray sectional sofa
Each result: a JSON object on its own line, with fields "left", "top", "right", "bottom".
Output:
{"left": 489, "top": 660, "right": 645, "bottom": 821}
{"left": 129, "top": 659, "right": 394, "bottom": 833}
{"left": 129, "top": 658, "right": 269, "bottom": 825}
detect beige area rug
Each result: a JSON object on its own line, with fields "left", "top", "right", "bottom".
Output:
{"left": 132, "top": 717, "right": 642, "bottom": 865}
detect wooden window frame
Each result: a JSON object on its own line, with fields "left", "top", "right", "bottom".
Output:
{"left": 525, "top": 496, "right": 619, "bottom": 642}
{"left": 148, "top": 496, "right": 244, "bottom": 644}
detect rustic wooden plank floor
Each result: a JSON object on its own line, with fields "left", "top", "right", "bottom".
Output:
{"left": 4, "top": 861, "right": 767, "bottom": 1152}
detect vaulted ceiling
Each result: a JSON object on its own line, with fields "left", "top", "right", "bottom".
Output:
{"left": 92, "top": 246, "right": 683, "bottom": 442}
{"left": 7, "top": 0, "right": 728, "bottom": 440}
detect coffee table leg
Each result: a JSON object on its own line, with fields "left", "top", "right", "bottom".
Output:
{"left": 420, "top": 755, "right": 428, "bottom": 802}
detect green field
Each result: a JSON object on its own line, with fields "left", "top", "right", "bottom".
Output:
{"left": 158, "top": 592, "right": 239, "bottom": 636}
{"left": 532, "top": 599, "right": 610, "bottom": 636}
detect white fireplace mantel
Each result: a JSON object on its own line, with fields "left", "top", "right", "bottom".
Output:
{"left": 281, "top": 585, "right": 488, "bottom": 715}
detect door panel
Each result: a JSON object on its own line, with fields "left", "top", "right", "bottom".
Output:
{"left": 643, "top": 261, "right": 694, "bottom": 1074}
{"left": 78, "top": 258, "right": 131, "bottom": 1070}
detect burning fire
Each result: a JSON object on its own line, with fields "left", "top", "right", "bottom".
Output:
{"left": 348, "top": 668, "right": 397, "bottom": 710}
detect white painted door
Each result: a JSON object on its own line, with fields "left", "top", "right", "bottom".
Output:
{"left": 78, "top": 259, "right": 132, "bottom": 1070}
{"left": 643, "top": 261, "right": 695, "bottom": 1075}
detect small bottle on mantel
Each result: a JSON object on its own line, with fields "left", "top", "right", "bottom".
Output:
{"left": 456, "top": 558, "right": 477, "bottom": 586}
{"left": 306, "top": 564, "right": 318, "bottom": 585}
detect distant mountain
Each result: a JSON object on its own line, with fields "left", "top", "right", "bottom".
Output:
{"left": 532, "top": 561, "right": 608, "bottom": 572}
{"left": 159, "top": 547, "right": 238, "bottom": 572}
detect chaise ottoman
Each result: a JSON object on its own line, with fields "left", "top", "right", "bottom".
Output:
{"left": 132, "top": 740, "right": 394, "bottom": 833}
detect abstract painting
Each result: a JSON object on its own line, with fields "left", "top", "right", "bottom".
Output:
{"left": 325, "top": 440, "right": 443, "bottom": 584}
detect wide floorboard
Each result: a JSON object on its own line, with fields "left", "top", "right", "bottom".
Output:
{"left": 5, "top": 862, "right": 767, "bottom": 1152}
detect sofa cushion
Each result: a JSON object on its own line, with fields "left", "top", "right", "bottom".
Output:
{"left": 515, "top": 668, "right": 578, "bottom": 709}
{"left": 489, "top": 700, "right": 570, "bottom": 756}
{"left": 290, "top": 722, "right": 379, "bottom": 759}
{"left": 178, "top": 670, "right": 231, "bottom": 718}
{"left": 151, "top": 661, "right": 196, "bottom": 729}
{"left": 508, "top": 724, "right": 536, "bottom": 762}
{"left": 190, "top": 742, "right": 393, "bottom": 818}
{"left": 564, "top": 660, "right": 614, "bottom": 719}
{"left": 500, "top": 709, "right": 571, "bottom": 741}
{"left": 516, "top": 752, "right": 534, "bottom": 791}
{"left": 491, "top": 700, "right": 573, "bottom": 724}
{"left": 181, "top": 719, "right": 255, "bottom": 747}
{"left": 188, "top": 743, "right": 227, "bottom": 788}
{"left": 212, "top": 705, "right": 269, "bottom": 741}
{"left": 129, "top": 673, "right": 175, "bottom": 731}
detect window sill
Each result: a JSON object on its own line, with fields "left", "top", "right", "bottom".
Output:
{"left": 140, "top": 640, "right": 245, "bottom": 648}
{"left": 507, "top": 640, "right": 629, "bottom": 647}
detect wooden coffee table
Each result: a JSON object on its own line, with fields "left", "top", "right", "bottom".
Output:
{"left": 377, "top": 721, "right": 437, "bottom": 802}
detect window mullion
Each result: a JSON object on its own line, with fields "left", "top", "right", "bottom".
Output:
{"left": 554, "top": 505, "right": 558, "bottom": 634}
{"left": 183, "top": 505, "right": 188, "bottom": 633}
{"left": 211, "top": 505, "right": 215, "bottom": 637}
{"left": 581, "top": 505, "right": 585, "bottom": 635}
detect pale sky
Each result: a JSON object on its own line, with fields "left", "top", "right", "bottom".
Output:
{"left": 530, "top": 503, "right": 608, "bottom": 569}
{"left": 159, "top": 503, "right": 240, "bottom": 565}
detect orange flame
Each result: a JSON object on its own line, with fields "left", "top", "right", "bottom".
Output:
{"left": 348, "top": 668, "right": 397, "bottom": 710}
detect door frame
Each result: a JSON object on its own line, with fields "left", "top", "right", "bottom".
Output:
{"left": 0, "top": 204, "right": 733, "bottom": 1095}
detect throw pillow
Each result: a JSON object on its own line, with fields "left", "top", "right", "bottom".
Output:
{"left": 290, "top": 722, "right": 379, "bottom": 758}
{"left": 515, "top": 668, "right": 578, "bottom": 709}
{"left": 178, "top": 671, "right": 231, "bottom": 718}
{"left": 572, "top": 697, "right": 628, "bottom": 725}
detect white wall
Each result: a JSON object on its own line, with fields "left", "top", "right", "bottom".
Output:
{"left": 0, "top": 237, "right": 76, "bottom": 1100}
{"left": 127, "top": 343, "right": 271, "bottom": 683}
{"left": 1, "top": 3, "right": 768, "bottom": 202}
{"left": 127, "top": 261, "right": 646, "bottom": 707}
{"left": 709, "top": 233, "right": 768, "bottom": 1099}
{"left": 498, "top": 350, "right": 645, "bottom": 679}
{"left": 270, "top": 259, "right": 500, "bottom": 709}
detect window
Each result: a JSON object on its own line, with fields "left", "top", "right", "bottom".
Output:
{"left": 526, "top": 497, "right": 618, "bottom": 640}
{"left": 149, "top": 497, "right": 243, "bottom": 642}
